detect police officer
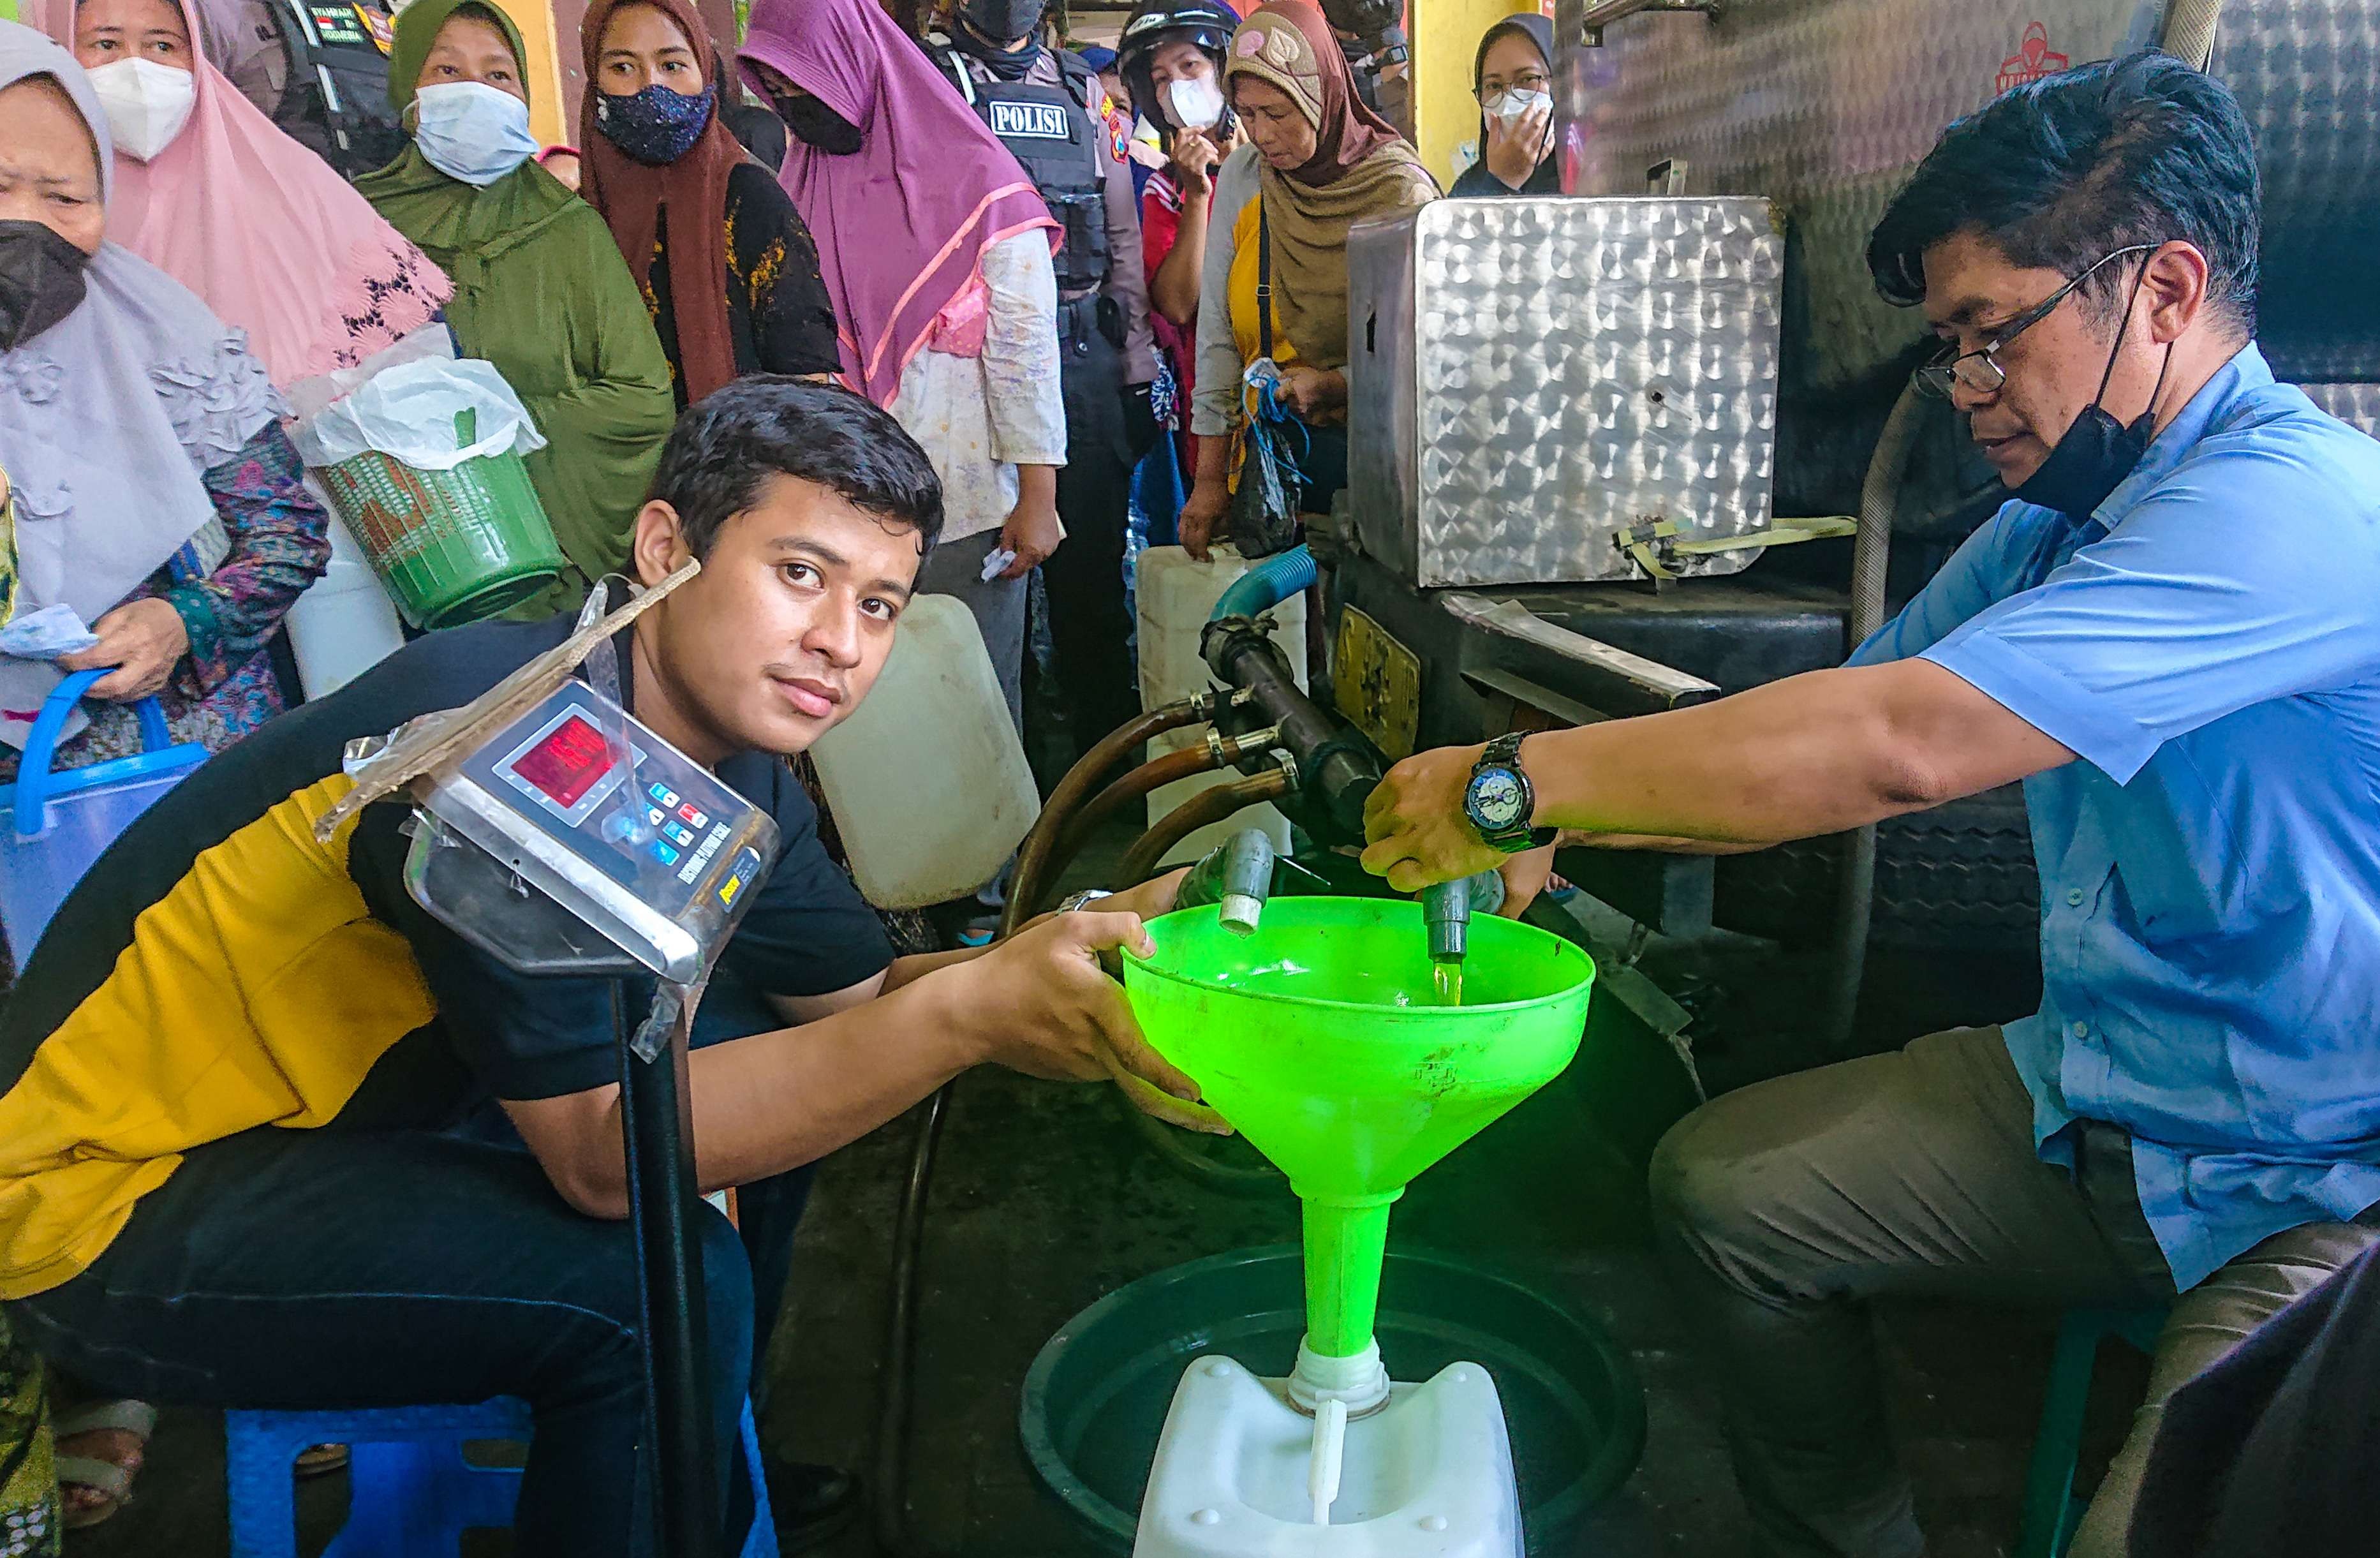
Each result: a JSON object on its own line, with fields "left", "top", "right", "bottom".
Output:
{"left": 193, "top": 0, "right": 407, "bottom": 176}
{"left": 931, "top": 0, "right": 1158, "bottom": 762}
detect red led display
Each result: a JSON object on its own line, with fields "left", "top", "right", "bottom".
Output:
{"left": 511, "top": 713, "right": 615, "bottom": 808}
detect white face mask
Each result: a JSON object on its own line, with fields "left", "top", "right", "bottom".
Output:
{"left": 1168, "top": 73, "right": 1225, "bottom": 132}
{"left": 87, "top": 57, "right": 197, "bottom": 163}
{"left": 411, "top": 81, "right": 539, "bottom": 188}
{"left": 1485, "top": 86, "right": 1551, "bottom": 126}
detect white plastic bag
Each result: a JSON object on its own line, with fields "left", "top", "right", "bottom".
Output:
{"left": 291, "top": 357, "right": 549, "bottom": 471}
{"left": 282, "top": 321, "right": 457, "bottom": 426}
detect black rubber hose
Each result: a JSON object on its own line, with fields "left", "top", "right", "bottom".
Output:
{"left": 873, "top": 697, "right": 1220, "bottom": 1556}
{"left": 1824, "top": 385, "right": 1921, "bottom": 1053}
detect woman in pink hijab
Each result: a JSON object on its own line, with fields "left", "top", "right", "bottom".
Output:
{"left": 739, "top": 0, "right": 1068, "bottom": 729}
{"left": 61, "top": 0, "right": 448, "bottom": 390}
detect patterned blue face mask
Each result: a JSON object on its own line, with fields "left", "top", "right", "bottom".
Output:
{"left": 594, "top": 80, "right": 718, "bottom": 167}
{"left": 412, "top": 82, "right": 540, "bottom": 187}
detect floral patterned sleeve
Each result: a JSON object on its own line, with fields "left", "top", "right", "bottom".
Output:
{"left": 161, "top": 422, "right": 331, "bottom": 692}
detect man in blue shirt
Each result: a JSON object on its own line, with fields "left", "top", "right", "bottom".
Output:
{"left": 1359, "top": 53, "right": 2380, "bottom": 1558}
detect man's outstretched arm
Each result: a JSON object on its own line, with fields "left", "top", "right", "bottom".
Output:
{"left": 1362, "top": 658, "right": 2074, "bottom": 894}
{"left": 506, "top": 884, "right": 1210, "bottom": 1218}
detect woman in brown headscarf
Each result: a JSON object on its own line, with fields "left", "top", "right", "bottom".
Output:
{"left": 1177, "top": 1, "right": 1435, "bottom": 559}
{"left": 577, "top": 0, "right": 839, "bottom": 405}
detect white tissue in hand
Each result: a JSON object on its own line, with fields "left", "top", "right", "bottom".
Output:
{"left": 0, "top": 604, "right": 101, "bottom": 660}
{"left": 981, "top": 547, "right": 1018, "bottom": 583}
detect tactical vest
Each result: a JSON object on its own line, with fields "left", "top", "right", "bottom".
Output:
{"left": 937, "top": 46, "right": 1110, "bottom": 295}
{"left": 203, "top": 0, "right": 406, "bottom": 180}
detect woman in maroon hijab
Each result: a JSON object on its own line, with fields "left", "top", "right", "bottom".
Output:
{"left": 579, "top": 0, "right": 840, "bottom": 406}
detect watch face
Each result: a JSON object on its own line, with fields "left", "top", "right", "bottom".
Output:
{"left": 1471, "top": 768, "right": 1526, "bottom": 831}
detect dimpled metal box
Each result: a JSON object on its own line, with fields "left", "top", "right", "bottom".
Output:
{"left": 1347, "top": 197, "right": 1784, "bottom": 587}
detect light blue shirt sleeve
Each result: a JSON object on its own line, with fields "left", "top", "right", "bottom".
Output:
{"left": 1844, "top": 501, "right": 2032, "bottom": 668}
{"left": 1921, "top": 432, "right": 2380, "bottom": 784}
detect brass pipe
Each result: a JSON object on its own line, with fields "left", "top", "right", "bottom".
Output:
{"left": 1002, "top": 694, "right": 1231, "bottom": 937}
{"left": 1054, "top": 722, "right": 1286, "bottom": 866}
{"left": 1064, "top": 747, "right": 1227, "bottom": 852}
{"left": 1118, "top": 766, "right": 1296, "bottom": 886}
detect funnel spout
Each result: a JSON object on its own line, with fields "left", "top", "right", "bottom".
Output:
{"left": 1300, "top": 1190, "right": 1400, "bottom": 1358}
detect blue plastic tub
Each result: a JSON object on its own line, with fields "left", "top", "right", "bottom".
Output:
{"left": 0, "top": 668, "right": 207, "bottom": 959}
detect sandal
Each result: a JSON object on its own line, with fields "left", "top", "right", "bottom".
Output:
{"left": 53, "top": 1398, "right": 156, "bottom": 1531}
{"left": 295, "top": 1443, "right": 351, "bottom": 1478}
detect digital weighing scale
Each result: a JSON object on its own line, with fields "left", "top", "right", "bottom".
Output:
{"left": 404, "top": 679, "right": 778, "bottom": 984}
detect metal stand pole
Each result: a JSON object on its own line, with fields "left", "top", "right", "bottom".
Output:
{"left": 614, "top": 983, "right": 720, "bottom": 1558}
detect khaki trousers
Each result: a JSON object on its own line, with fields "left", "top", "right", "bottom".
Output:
{"left": 1648, "top": 1025, "right": 2379, "bottom": 1558}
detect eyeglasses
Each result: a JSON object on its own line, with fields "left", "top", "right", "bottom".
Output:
{"left": 1477, "top": 71, "right": 1551, "bottom": 100}
{"left": 1914, "top": 244, "right": 2154, "bottom": 399}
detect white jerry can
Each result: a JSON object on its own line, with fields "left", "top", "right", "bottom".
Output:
{"left": 1135, "top": 545, "right": 1305, "bottom": 867}
{"left": 808, "top": 593, "right": 1040, "bottom": 909}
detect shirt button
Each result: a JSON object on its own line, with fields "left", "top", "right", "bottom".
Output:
{"left": 2066, "top": 888, "right": 2086, "bottom": 907}
{"left": 2071, "top": 1020, "right": 2090, "bottom": 1040}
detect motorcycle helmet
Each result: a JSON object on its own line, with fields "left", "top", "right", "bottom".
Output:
{"left": 1118, "top": 0, "right": 1236, "bottom": 140}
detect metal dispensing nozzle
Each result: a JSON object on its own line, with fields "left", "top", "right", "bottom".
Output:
{"left": 1421, "top": 877, "right": 1472, "bottom": 965}
{"left": 1420, "top": 872, "right": 1507, "bottom": 964}
{"left": 1178, "top": 827, "right": 1280, "bottom": 937}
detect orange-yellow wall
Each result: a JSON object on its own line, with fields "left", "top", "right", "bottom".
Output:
{"left": 1415, "top": 0, "right": 1542, "bottom": 185}
{"left": 488, "top": 0, "right": 571, "bottom": 145}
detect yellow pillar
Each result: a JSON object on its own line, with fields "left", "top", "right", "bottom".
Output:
{"left": 489, "top": 0, "right": 572, "bottom": 147}
{"left": 1412, "top": 0, "right": 1540, "bottom": 188}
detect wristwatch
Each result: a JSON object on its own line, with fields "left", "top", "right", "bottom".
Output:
{"left": 1463, "top": 733, "right": 1556, "bottom": 854}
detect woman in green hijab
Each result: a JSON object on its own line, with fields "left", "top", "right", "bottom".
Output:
{"left": 357, "top": 0, "right": 675, "bottom": 611}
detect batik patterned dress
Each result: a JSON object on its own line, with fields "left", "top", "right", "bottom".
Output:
{"left": 0, "top": 1312, "right": 55, "bottom": 1558}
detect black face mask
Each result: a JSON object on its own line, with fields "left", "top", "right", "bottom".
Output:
{"left": 776, "top": 93, "right": 862, "bottom": 156}
{"left": 0, "top": 219, "right": 92, "bottom": 353}
{"left": 2013, "top": 261, "right": 2172, "bottom": 522}
{"left": 961, "top": 0, "right": 1046, "bottom": 48}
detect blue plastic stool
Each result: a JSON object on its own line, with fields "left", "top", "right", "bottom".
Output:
{"left": 225, "top": 1396, "right": 778, "bottom": 1557}
{"left": 2014, "top": 1305, "right": 2170, "bottom": 1558}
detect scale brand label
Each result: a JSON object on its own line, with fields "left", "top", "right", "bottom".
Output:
{"left": 990, "top": 101, "right": 1072, "bottom": 141}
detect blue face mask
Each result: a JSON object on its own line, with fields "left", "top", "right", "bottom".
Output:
{"left": 412, "top": 81, "right": 540, "bottom": 187}
{"left": 594, "top": 80, "right": 717, "bottom": 167}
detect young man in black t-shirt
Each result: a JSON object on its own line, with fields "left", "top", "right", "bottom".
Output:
{"left": 0, "top": 380, "right": 1200, "bottom": 1552}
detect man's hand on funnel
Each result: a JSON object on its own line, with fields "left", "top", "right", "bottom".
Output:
{"left": 968, "top": 909, "right": 1234, "bottom": 1136}
{"left": 1359, "top": 743, "right": 1504, "bottom": 893}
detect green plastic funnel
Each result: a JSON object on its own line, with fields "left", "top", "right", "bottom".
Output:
{"left": 1123, "top": 897, "right": 1593, "bottom": 1360}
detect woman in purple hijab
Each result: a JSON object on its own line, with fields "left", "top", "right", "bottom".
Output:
{"left": 739, "top": 0, "right": 1063, "bottom": 728}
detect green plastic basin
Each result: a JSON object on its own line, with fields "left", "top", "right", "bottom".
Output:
{"left": 1019, "top": 1245, "right": 1647, "bottom": 1553}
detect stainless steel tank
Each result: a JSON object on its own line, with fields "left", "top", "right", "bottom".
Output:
{"left": 1346, "top": 197, "right": 1785, "bottom": 586}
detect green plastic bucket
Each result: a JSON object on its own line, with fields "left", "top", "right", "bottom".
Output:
{"left": 1123, "top": 897, "right": 1595, "bottom": 1360}
{"left": 317, "top": 410, "right": 565, "bottom": 628}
